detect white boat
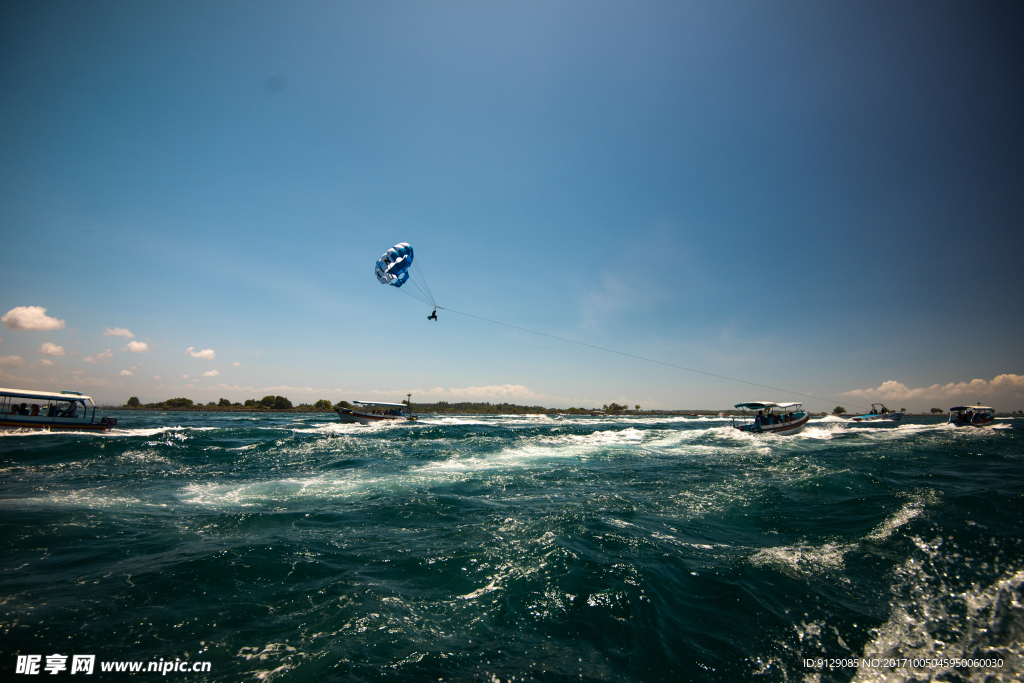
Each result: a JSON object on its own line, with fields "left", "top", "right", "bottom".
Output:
{"left": 0, "top": 388, "right": 118, "bottom": 432}
{"left": 948, "top": 404, "right": 995, "bottom": 427}
{"left": 335, "top": 399, "right": 417, "bottom": 425}
{"left": 733, "top": 401, "right": 809, "bottom": 436}
{"left": 848, "top": 404, "right": 905, "bottom": 422}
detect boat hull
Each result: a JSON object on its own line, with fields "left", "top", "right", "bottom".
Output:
{"left": 949, "top": 416, "right": 995, "bottom": 427}
{"left": 734, "top": 412, "right": 810, "bottom": 436}
{"left": 849, "top": 412, "right": 904, "bottom": 422}
{"left": 335, "top": 408, "right": 416, "bottom": 425}
{"left": 0, "top": 417, "right": 116, "bottom": 432}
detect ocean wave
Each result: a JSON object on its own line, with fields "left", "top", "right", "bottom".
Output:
{"left": 852, "top": 557, "right": 1024, "bottom": 682}
{"left": 750, "top": 494, "right": 938, "bottom": 576}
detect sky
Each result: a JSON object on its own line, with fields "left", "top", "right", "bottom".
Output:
{"left": 1, "top": 0, "right": 1022, "bottom": 412}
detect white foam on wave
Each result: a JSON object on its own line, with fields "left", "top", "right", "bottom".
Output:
{"left": 0, "top": 424, "right": 223, "bottom": 440}
{"left": 285, "top": 420, "right": 380, "bottom": 436}
{"left": 237, "top": 643, "right": 299, "bottom": 683}
{"left": 178, "top": 474, "right": 367, "bottom": 507}
{"left": 852, "top": 559, "right": 1024, "bottom": 682}
{"left": 750, "top": 541, "right": 855, "bottom": 575}
{"left": 750, "top": 493, "right": 937, "bottom": 576}
{"left": 417, "top": 416, "right": 491, "bottom": 426}
{"left": 796, "top": 425, "right": 840, "bottom": 440}
{"left": 412, "top": 427, "right": 651, "bottom": 475}
{"left": 0, "top": 488, "right": 150, "bottom": 510}
{"left": 865, "top": 492, "right": 936, "bottom": 542}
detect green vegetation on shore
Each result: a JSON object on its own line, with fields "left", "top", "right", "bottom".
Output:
{"left": 122, "top": 396, "right": 335, "bottom": 412}
{"left": 116, "top": 397, "right": 734, "bottom": 415}
{"left": 116, "top": 397, "right": 1022, "bottom": 416}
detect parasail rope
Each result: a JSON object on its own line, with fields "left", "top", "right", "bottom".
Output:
{"left": 410, "top": 261, "right": 436, "bottom": 308}
{"left": 395, "top": 285, "right": 435, "bottom": 308}
{"left": 434, "top": 305, "right": 868, "bottom": 411}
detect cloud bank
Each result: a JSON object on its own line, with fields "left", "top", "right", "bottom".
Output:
{"left": 103, "top": 327, "right": 134, "bottom": 338}
{"left": 186, "top": 347, "right": 215, "bottom": 360}
{"left": 125, "top": 341, "right": 149, "bottom": 353}
{"left": 843, "top": 374, "right": 1024, "bottom": 407}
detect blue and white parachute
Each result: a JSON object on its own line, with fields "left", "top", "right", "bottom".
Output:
{"left": 375, "top": 242, "right": 436, "bottom": 308}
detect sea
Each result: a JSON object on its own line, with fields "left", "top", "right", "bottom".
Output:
{"left": 1, "top": 412, "right": 1021, "bottom": 682}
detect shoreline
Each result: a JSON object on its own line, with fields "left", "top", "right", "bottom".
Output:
{"left": 99, "top": 408, "right": 1019, "bottom": 417}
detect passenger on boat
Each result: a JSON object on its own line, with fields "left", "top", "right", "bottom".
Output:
{"left": 59, "top": 402, "right": 78, "bottom": 418}
{"left": 754, "top": 411, "right": 763, "bottom": 427}
{"left": 30, "top": 404, "right": 40, "bottom": 416}
{"left": 17, "top": 403, "right": 29, "bottom": 415}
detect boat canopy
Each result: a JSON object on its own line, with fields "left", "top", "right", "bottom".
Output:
{"left": 0, "top": 387, "right": 95, "bottom": 404}
{"left": 734, "top": 401, "right": 802, "bottom": 412}
{"left": 950, "top": 405, "right": 993, "bottom": 412}
{"left": 734, "top": 401, "right": 774, "bottom": 410}
{"left": 352, "top": 400, "right": 407, "bottom": 408}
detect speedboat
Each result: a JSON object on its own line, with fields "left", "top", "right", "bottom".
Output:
{"left": 848, "top": 404, "right": 905, "bottom": 422}
{"left": 335, "top": 400, "right": 417, "bottom": 425}
{"left": 948, "top": 405, "right": 995, "bottom": 427}
{"left": 733, "top": 401, "right": 809, "bottom": 436}
{"left": 0, "top": 388, "right": 118, "bottom": 431}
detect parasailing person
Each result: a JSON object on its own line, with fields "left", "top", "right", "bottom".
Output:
{"left": 375, "top": 242, "right": 440, "bottom": 321}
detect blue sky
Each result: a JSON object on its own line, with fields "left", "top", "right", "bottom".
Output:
{"left": 1, "top": 0, "right": 1022, "bottom": 411}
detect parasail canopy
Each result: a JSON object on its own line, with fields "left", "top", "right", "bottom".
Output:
{"left": 375, "top": 242, "right": 436, "bottom": 308}
{"left": 375, "top": 242, "right": 414, "bottom": 288}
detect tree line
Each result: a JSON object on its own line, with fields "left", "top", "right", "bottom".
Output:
{"left": 120, "top": 398, "right": 650, "bottom": 414}
{"left": 123, "top": 396, "right": 335, "bottom": 411}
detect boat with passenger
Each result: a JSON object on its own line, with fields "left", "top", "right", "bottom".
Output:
{"left": 0, "top": 388, "right": 118, "bottom": 431}
{"left": 848, "top": 404, "right": 905, "bottom": 422}
{"left": 948, "top": 404, "right": 995, "bottom": 427}
{"left": 733, "top": 401, "right": 809, "bottom": 436}
{"left": 335, "top": 396, "right": 417, "bottom": 425}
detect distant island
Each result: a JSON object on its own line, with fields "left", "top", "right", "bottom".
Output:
{"left": 109, "top": 397, "right": 1019, "bottom": 416}
{"left": 111, "top": 397, "right": 742, "bottom": 415}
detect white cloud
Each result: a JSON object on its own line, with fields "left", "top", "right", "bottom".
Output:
{"left": 212, "top": 383, "right": 256, "bottom": 391}
{"left": 186, "top": 347, "right": 215, "bottom": 360}
{"left": 153, "top": 375, "right": 162, "bottom": 380}
{"left": 103, "top": 327, "right": 135, "bottom": 338}
{"left": 232, "top": 361, "right": 241, "bottom": 367}
{"left": 120, "top": 370, "right": 134, "bottom": 376}
{"left": 844, "top": 374, "right": 1024, "bottom": 407}
{"left": 424, "top": 384, "right": 544, "bottom": 401}
{"left": 84, "top": 349, "right": 114, "bottom": 364}
{"left": 32, "top": 359, "right": 54, "bottom": 368}
{"left": 2, "top": 306, "right": 66, "bottom": 331}
{"left": 125, "top": 341, "right": 149, "bottom": 353}
{"left": 203, "top": 370, "right": 220, "bottom": 377}
{"left": 40, "top": 342, "right": 65, "bottom": 356}
{"left": 0, "top": 355, "right": 26, "bottom": 367}
{"left": 73, "top": 376, "right": 122, "bottom": 388}
{"left": 181, "top": 374, "right": 189, "bottom": 379}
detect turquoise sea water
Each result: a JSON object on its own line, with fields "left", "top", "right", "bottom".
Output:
{"left": 1, "top": 412, "right": 1022, "bottom": 682}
